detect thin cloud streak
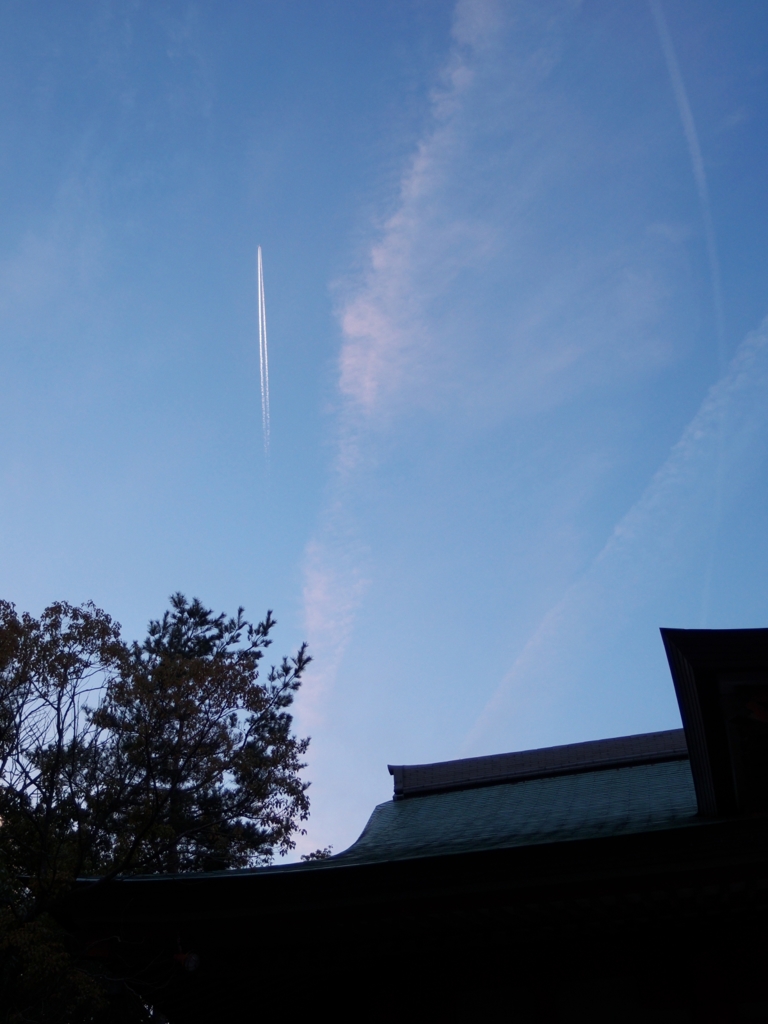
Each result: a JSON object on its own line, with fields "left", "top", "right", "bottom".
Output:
{"left": 650, "top": 0, "right": 725, "bottom": 368}
{"left": 338, "top": 48, "right": 489, "bottom": 414}
{"left": 337, "top": 1, "right": 692, "bottom": 433}
{"left": 301, "top": 0, "right": 505, "bottom": 713}
{"left": 464, "top": 317, "right": 768, "bottom": 754}
{"left": 650, "top": 0, "right": 727, "bottom": 623}
{"left": 297, "top": 537, "right": 369, "bottom": 731}
{"left": 302, "top": 0, "right": 701, "bottom": 723}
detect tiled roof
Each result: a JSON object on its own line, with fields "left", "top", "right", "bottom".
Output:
{"left": 333, "top": 759, "right": 698, "bottom": 866}
{"left": 388, "top": 729, "right": 687, "bottom": 798}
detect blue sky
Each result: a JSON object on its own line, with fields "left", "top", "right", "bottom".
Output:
{"left": 2, "top": 0, "right": 768, "bottom": 857}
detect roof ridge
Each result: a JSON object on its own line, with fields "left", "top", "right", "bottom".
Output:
{"left": 388, "top": 729, "right": 687, "bottom": 799}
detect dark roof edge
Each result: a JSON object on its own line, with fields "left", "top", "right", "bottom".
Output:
{"left": 660, "top": 625, "right": 768, "bottom": 817}
{"left": 388, "top": 729, "right": 687, "bottom": 799}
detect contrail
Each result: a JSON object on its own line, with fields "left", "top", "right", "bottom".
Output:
{"left": 650, "top": 0, "right": 725, "bottom": 370}
{"left": 650, "top": 0, "right": 725, "bottom": 626}
{"left": 257, "top": 245, "right": 270, "bottom": 459}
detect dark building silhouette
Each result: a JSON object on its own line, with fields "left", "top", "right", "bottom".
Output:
{"left": 66, "top": 629, "right": 768, "bottom": 1021}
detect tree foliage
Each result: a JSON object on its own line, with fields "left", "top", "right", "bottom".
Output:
{"left": 0, "top": 600, "right": 127, "bottom": 906}
{"left": 93, "top": 595, "right": 311, "bottom": 874}
{"left": 0, "top": 594, "right": 311, "bottom": 1019}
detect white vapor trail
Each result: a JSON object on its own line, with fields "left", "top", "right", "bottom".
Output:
{"left": 650, "top": 0, "right": 725, "bottom": 369}
{"left": 257, "top": 245, "right": 271, "bottom": 458}
{"left": 650, "top": 0, "right": 726, "bottom": 624}
{"left": 463, "top": 316, "right": 768, "bottom": 755}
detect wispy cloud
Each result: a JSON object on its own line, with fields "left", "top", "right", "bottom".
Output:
{"left": 0, "top": 182, "right": 105, "bottom": 327}
{"left": 300, "top": 1, "right": 511, "bottom": 721}
{"left": 338, "top": 0, "right": 502, "bottom": 418}
{"left": 297, "top": 535, "right": 369, "bottom": 730}
{"left": 301, "top": 0, "right": 698, "bottom": 720}
{"left": 649, "top": 0, "right": 728, "bottom": 624}
{"left": 650, "top": 0, "right": 725, "bottom": 367}
{"left": 337, "top": 7, "right": 698, "bottom": 435}
{"left": 464, "top": 317, "right": 768, "bottom": 755}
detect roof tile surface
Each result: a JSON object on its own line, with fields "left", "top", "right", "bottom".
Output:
{"left": 334, "top": 759, "right": 698, "bottom": 865}
{"left": 389, "top": 729, "right": 687, "bottom": 797}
